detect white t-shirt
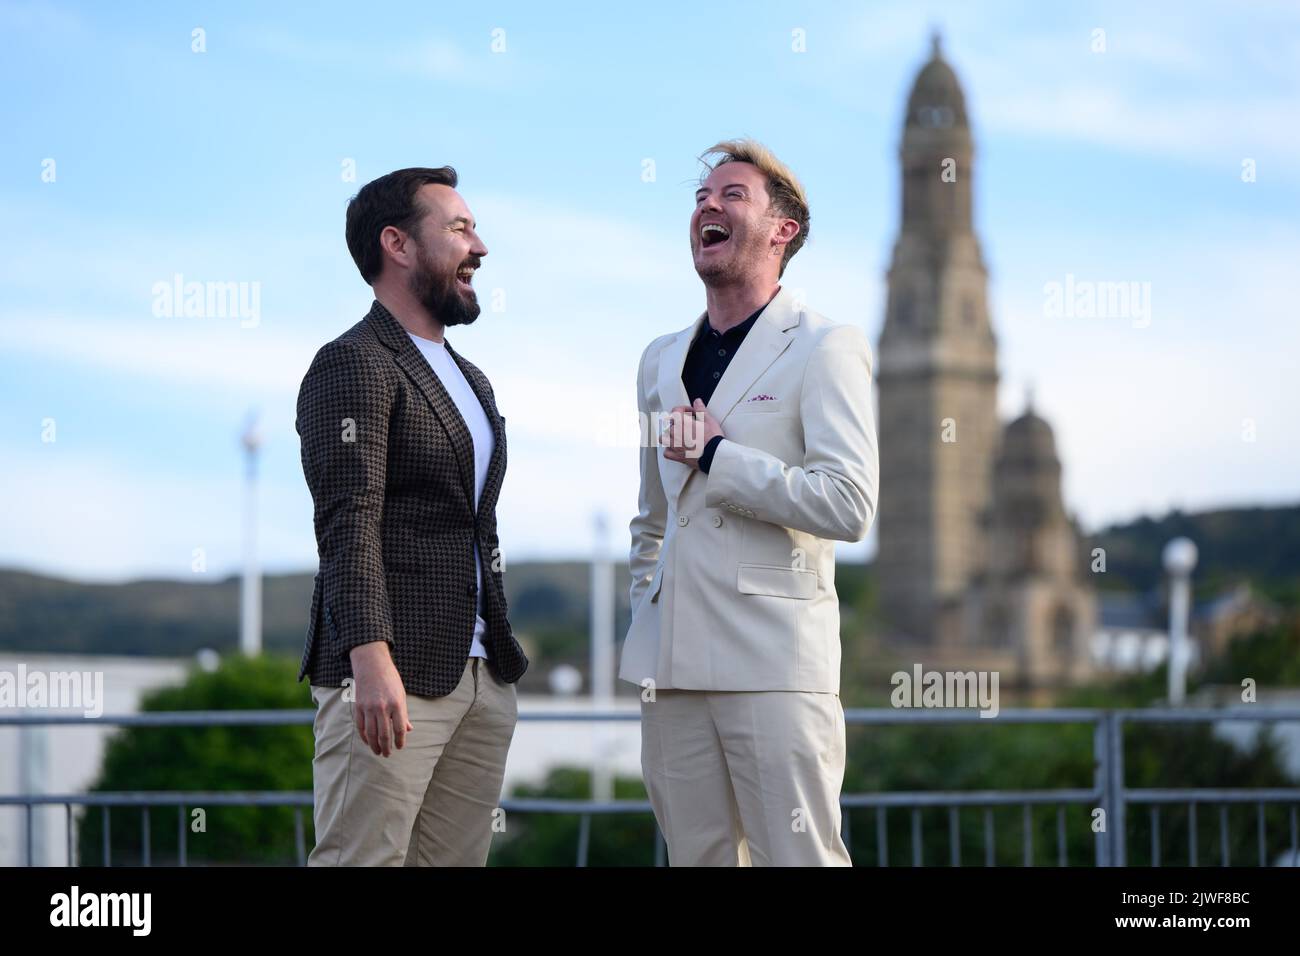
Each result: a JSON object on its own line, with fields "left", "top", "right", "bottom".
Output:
{"left": 407, "top": 331, "right": 495, "bottom": 659}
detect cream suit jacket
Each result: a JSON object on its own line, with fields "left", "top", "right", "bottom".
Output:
{"left": 619, "top": 286, "right": 879, "bottom": 693}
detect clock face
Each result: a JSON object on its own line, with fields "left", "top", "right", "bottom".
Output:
{"left": 917, "top": 105, "right": 955, "bottom": 128}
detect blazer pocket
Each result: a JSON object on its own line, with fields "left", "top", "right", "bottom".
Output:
{"left": 733, "top": 400, "right": 784, "bottom": 414}
{"left": 647, "top": 563, "right": 665, "bottom": 604}
{"left": 737, "top": 563, "right": 817, "bottom": 600}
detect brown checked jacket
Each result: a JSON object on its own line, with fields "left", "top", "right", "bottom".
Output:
{"left": 295, "top": 300, "right": 528, "bottom": 698}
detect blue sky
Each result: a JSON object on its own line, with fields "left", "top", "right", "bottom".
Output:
{"left": 2, "top": 0, "right": 1298, "bottom": 582}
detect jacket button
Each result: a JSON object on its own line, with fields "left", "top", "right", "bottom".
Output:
{"left": 711, "top": 515, "right": 723, "bottom": 527}
{"left": 677, "top": 515, "right": 689, "bottom": 526}
{"left": 468, "top": 583, "right": 478, "bottom": 595}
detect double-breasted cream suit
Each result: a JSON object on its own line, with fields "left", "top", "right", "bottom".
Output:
{"left": 620, "top": 285, "right": 879, "bottom": 865}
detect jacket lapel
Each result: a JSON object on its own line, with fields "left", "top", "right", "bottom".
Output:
{"left": 446, "top": 340, "right": 506, "bottom": 520}
{"left": 655, "top": 317, "right": 699, "bottom": 415}
{"left": 656, "top": 316, "right": 704, "bottom": 506}
{"left": 656, "top": 287, "right": 801, "bottom": 506}
{"left": 365, "top": 301, "right": 476, "bottom": 510}
{"left": 706, "top": 286, "right": 799, "bottom": 423}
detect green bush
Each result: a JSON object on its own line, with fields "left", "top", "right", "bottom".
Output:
{"left": 77, "top": 654, "right": 313, "bottom": 866}
{"left": 489, "top": 768, "right": 656, "bottom": 867}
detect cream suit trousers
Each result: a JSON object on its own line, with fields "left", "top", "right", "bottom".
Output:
{"left": 624, "top": 287, "right": 876, "bottom": 866}
{"left": 308, "top": 656, "right": 517, "bottom": 866}
{"left": 640, "top": 687, "right": 852, "bottom": 866}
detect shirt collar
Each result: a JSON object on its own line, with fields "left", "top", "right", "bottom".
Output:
{"left": 701, "top": 303, "right": 765, "bottom": 340}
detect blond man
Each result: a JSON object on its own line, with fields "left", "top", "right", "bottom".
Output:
{"left": 620, "top": 139, "right": 879, "bottom": 866}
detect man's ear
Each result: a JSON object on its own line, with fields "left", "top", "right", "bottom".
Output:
{"left": 378, "top": 225, "right": 412, "bottom": 270}
{"left": 772, "top": 217, "right": 800, "bottom": 252}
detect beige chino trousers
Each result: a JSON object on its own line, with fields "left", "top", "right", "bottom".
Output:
{"left": 308, "top": 656, "right": 517, "bottom": 866}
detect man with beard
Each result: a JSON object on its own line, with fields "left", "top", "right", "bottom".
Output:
{"left": 621, "top": 140, "right": 879, "bottom": 865}
{"left": 297, "top": 167, "right": 527, "bottom": 866}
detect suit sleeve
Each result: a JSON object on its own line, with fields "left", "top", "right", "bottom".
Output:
{"left": 703, "top": 324, "right": 879, "bottom": 542}
{"left": 628, "top": 342, "right": 669, "bottom": 606}
{"left": 296, "top": 340, "right": 396, "bottom": 658}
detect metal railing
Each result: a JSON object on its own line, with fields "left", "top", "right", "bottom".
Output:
{"left": 3, "top": 707, "right": 1298, "bottom": 866}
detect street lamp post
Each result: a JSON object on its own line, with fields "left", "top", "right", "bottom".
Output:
{"left": 240, "top": 412, "right": 263, "bottom": 656}
{"left": 1162, "top": 536, "right": 1198, "bottom": 706}
{"left": 590, "top": 512, "right": 614, "bottom": 801}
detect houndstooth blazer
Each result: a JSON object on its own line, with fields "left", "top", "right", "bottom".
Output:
{"left": 295, "top": 299, "right": 528, "bottom": 698}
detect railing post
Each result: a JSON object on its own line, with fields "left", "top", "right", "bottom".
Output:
{"left": 576, "top": 813, "right": 590, "bottom": 868}
{"left": 1256, "top": 801, "right": 1265, "bottom": 868}
{"left": 1151, "top": 805, "right": 1161, "bottom": 867}
{"left": 1093, "top": 715, "right": 1111, "bottom": 867}
{"left": 1056, "top": 805, "right": 1067, "bottom": 867}
{"left": 178, "top": 804, "right": 187, "bottom": 867}
{"left": 911, "top": 808, "right": 922, "bottom": 867}
{"left": 984, "top": 806, "right": 995, "bottom": 867}
{"left": 1220, "top": 804, "right": 1230, "bottom": 866}
{"left": 949, "top": 807, "right": 960, "bottom": 867}
{"left": 1110, "top": 712, "right": 1127, "bottom": 867}
{"left": 877, "top": 807, "right": 888, "bottom": 867}
{"left": 1022, "top": 804, "right": 1033, "bottom": 866}
{"left": 295, "top": 807, "right": 307, "bottom": 866}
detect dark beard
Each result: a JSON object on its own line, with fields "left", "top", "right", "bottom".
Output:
{"left": 409, "top": 245, "right": 480, "bottom": 328}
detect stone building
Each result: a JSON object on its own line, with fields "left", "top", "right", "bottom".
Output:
{"left": 875, "top": 35, "right": 1096, "bottom": 687}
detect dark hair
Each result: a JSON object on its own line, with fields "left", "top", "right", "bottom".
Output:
{"left": 345, "top": 166, "right": 459, "bottom": 283}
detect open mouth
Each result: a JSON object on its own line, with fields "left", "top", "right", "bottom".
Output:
{"left": 455, "top": 265, "right": 476, "bottom": 289}
{"left": 700, "top": 222, "right": 731, "bottom": 250}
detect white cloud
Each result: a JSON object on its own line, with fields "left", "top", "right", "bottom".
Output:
{"left": 242, "top": 28, "right": 524, "bottom": 88}
{"left": 828, "top": 3, "right": 1300, "bottom": 164}
{"left": 0, "top": 0, "right": 85, "bottom": 40}
{"left": 993, "top": 226, "right": 1300, "bottom": 531}
{"left": 0, "top": 312, "right": 319, "bottom": 398}
{"left": 982, "top": 86, "right": 1300, "bottom": 162}
{"left": 0, "top": 449, "right": 244, "bottom": 582}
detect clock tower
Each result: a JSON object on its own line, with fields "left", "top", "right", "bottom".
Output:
{"left": 876, "top": 34, "right": 1000, "bottom": 645}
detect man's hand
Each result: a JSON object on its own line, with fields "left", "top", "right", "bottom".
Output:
{"left": 662, "top": 398, "right": 725, "bottom": 470}
{"left": 349, "top": 642, "right": 412, "bottom": 757}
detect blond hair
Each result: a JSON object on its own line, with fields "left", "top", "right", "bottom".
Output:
{"left": 698, "top": 138, "right": 810, "bottom": 276}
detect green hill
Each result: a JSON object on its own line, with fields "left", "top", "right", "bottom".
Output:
{"left": 1087, "top": 504, "right": 1300, "bottom": 607}
{"left": 0, "top": 561, "right": 631, "bottom": 695}
{"left": 1, "top": 502, "right": 1295, "bottom": 691}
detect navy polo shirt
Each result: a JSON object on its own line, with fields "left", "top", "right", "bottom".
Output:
{"left": 680, "top": 304, "right": 765, "bottom": 473}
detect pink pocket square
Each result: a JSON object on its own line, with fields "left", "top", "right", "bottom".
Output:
{"left": 745, "top": 394, "right": 778, "bottom": 402}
